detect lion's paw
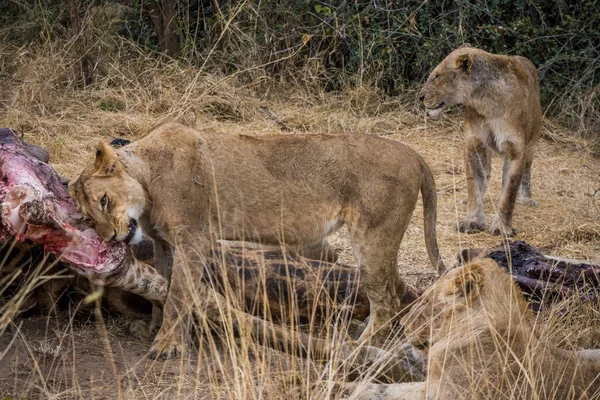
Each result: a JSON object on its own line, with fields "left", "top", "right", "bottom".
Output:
{"left": 457, "top": 220, "right": 485, "bottom": 234}
{"left": 148, "top": 339, "right": 186, "bottom": 360}
{"left": 519, "top": 198, "right": 539, "bottom": 208}
{"left": 488, "top": 219, "right": 516, "bottom": 237}
{"left": 129, "top": 320, "right": 154, "bottom": 341}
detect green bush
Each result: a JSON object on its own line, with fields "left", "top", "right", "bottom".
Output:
{"left": 121, "top": 1, "right": 598, "bottom": 121}
{"left": 2, "top": 0, "right": 598, "bottom": 128}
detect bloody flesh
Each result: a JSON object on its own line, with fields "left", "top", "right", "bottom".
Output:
{"left": 0, "top": 128, "right": 127, "bottom": 279}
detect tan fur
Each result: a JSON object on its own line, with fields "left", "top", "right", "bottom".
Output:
{"left": 341, "top": 260, "right": 600, "bottom": 398}
{"left": 69, "top": 122, "right": 445, "bottom": 359}
{"left": 398, "top": 259, "right": 600, "bottom": 399}
{"left": 419, "top": 46, "right": 542, "bottom": 236}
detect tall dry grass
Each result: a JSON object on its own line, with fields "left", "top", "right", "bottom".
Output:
{"left": 1, "top": 3, "right": 599, "bottom": 399}
{"left": 0, "top": 237, "right": 423, "bottom": 399}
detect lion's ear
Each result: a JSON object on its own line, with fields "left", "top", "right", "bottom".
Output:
{"left": 67, "top": 179, "right": 76, "bottom": 198}
{"left": 450, "top": 262, "right": 485, "bottom": 301}
{"left": 455, "top": 53, "right": 473, "bottom": 74}
{"left": 93, "top": 141, "right": 121, "bottom": 176}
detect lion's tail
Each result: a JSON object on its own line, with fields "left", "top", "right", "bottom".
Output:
{"left": 420, "top": 160, "right": 445, "bottom": 275}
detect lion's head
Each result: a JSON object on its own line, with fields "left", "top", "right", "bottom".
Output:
{"left": 69, "top": 142, "right": 145, "bottom": 244}
{"left": 418, "top": 47, "right": 490, "bottom": 119}
{"left": 401, "top": 258, "right": 530, "bottom": 350}
{"left": 400, "top": 261, "right": 488, "bottom": 348}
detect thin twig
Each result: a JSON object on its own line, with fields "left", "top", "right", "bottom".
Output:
{"left": 438, "top": 178, "right": 466, "bottom": 194}
{"left": 583, "top": 163, "right": 600, "bottom": 176}
{"left": 194, "top": 172, "right": 204, "bottom": 186}
{"left": 583, "top": 163, "right": 600, "bottom": 198}
{"left": 590, "top": 188, "right": 600, "bottom": 198}
{"left": 261, "top": 106, "right": 292, "bottom": 132}
{"left": 0, "top": 73, "right": 23, "bottom": 83}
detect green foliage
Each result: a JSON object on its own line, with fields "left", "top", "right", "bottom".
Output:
{"left": 124, "top": 0, "right": 598, "bottom": 114}
{"left": 98, "top": 98, "right": 125, "bottom": 112}
{"left": 0, "top": 1, "right": 67, "bottom": 43}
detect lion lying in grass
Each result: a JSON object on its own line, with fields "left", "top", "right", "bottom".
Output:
{"left": 335, "top": 259, "right": 600, "bottom": 399}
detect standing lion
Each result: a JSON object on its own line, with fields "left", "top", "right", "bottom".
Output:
{"left": 419, "top": 46, "right": 542, "bottom": 236}
{"left": 69, "top": 122, "right": 445, "bottom": 359}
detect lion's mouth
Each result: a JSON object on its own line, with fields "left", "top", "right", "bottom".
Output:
{"left": 405, "top": 336, "right": 429, "bottom": 350}
{"left": 425, "top": 102, "right": 446, "bottom": 119}
{"left": 426, "top": 101, "right": 445, "bottom": 110}
{"left": 123, "top": 218, "right": 138, "bottom": 244}
{"left": 415, "top": 340, "right": 429, "bottom": 350}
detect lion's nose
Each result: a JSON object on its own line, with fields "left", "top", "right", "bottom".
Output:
{"left": 418, "top": 94, "right": 425, "bottom": 102}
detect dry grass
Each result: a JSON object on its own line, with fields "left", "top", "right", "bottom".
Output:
{"left": 1, "top": 24, "right": 600, "bottom": 399}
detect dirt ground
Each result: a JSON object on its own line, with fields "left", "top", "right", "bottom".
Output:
{"left": 1, "top": 62, "right": 599, "bottom": 398}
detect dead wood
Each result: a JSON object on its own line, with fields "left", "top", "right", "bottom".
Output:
{"left": 459, "top": 240, "right": 600, "bottom": 311}
{"left": 158, "top": 243, "right": 418, "bottom": 324}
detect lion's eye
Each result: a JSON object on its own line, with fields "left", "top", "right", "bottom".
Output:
{"left": 100, "top": 194, "right": 108, "bottom": 210}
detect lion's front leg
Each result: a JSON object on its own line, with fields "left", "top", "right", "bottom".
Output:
{"left": 149, "top": 239, "right": 174, "bottom": 336}
{"left": 149, "top": 279, "right": 190, "bottom": 359}
{"left": 149, "top": 234, "right": 209, "bottom": 360}
{"left": 490, "top": 145, "right": 526, "bottom": 236}
{"left": 458, "top": 143, "right": 491, "bottom": 234}
{"left": 518, "top": 151, "right": 538, "bottom": 207}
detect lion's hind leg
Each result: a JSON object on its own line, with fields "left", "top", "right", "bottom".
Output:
{"left": 490, "top": 143, "right": 526, "bottom": 236}
{"left": 517, "top": 151, "right": 538, "bottom": 207}
{"left": 347, "top": 215, "right": 409, "bottom": 348}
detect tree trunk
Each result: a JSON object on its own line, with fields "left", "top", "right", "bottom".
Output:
{"left": 67, "top": 0, "right": 93, "bottom": 85}
{"left": 144, "top": 0, "right": 182, "bottom": 57}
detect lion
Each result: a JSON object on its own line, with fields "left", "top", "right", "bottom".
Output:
{"left": 0, "top": 136, "right": 156, "bottom": 334}
{"left": 334, "top": 259, "right": 600, "bottom": 399}
{"left": 419, "top": 46, "right": 542, "bottom": 236}
{"left": 69, "top": 122, "right": 446, "bottom": 359}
